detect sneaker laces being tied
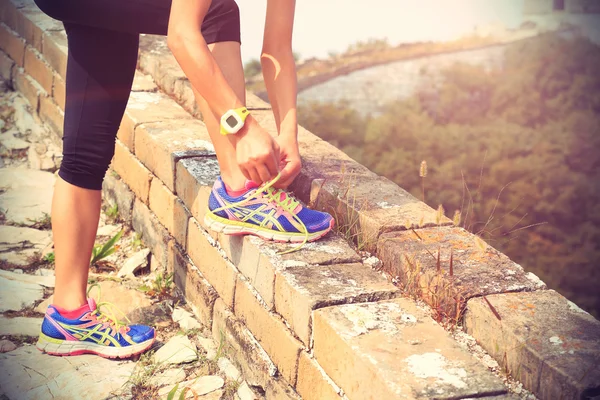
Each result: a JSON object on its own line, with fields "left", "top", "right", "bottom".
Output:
{"left": 211, "top": 173, "right": 309, "bottom": 255}
{"left": 86, "top": 283, "right": 131, "bottom": 335}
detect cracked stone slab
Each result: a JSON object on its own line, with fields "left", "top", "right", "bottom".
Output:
{"left": 153, "top": 335, "right": 198, "bottom": 365}
{"left": 0, "top": 274, "right": 44, "bottom": 312}
{"left": 0, "top": 316, "right": 42, "bottom": 337}
{"left": 0, "top": 225, "right": 52, "bottom": 266}
{"left": 313, "top": 298, "right": 507, "bottom": 399}
{"left": 377, "top": 227, "right": 546, "bottom": 312}
{"left": 464, "top": 290, "right": 600, "bottom": 400}
{"left": 275, "top": 262, "right": 399, "bottom": 345}
{"left": 0, "top": 168, "right": 55, "bottom": 226}
{"left": 0, "top": 345, "right": 135, "bottom": 400}
{"left": 0, "top": 269, "right": 54, "bottom": 287}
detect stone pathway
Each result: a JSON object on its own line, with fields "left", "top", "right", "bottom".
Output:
{"left": 0, "top": 87, "right": 259, "bottom": 399}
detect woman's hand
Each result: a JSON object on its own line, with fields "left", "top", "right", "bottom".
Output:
{"left": 273, "top": 132, "right": 301, "bottom": 189}
{"left": 234, "top": 116, "right": 281, "bottom": 185}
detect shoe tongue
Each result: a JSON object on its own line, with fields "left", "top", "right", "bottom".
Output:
{"left": 87, "top": 297, "right": 97, "bottom": 312}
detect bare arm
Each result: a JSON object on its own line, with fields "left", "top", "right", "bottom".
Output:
{"left": 261, "top": 0, "right": 300, "bottom": 188}
{"left": 167, "top": 0, "right": 280, "bottom": 184}
{"left": 261, "top": 0, "right": 298, "bottom": 138}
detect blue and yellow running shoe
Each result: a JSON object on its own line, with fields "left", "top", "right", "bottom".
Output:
{"left": 37, "top": 294, "right": 155, "bottom": 359}
{"left": 204, "top": 175, "right": 334, "bottom": 246}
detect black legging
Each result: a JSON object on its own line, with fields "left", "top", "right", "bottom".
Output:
{"left": 33, "top": 0, "right": 241, "bottom": 190}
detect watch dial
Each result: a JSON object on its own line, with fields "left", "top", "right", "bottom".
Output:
{"left": 226, "top": 115, "right": 238, "bottom": 127}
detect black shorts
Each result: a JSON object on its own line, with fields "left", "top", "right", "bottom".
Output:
{"left": 33, "top": 0, "right": 241, "bottom": 190}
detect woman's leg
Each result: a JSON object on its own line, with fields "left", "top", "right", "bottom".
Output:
{"left": 193, "top": 41, "right": 248, "bottom": 190}
{"left": 52, "top": 24, "right": 139, "bottom": 310}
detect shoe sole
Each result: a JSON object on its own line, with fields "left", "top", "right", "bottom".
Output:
{"left": 204, "top": 211, "right": 334, "bottom": 243}
{"left": 36, "top": 332, "right": 155, "bottom": 359}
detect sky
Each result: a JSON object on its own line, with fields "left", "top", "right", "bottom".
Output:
{"left": 237, "top": 0, "right": 525, "bottom": 63}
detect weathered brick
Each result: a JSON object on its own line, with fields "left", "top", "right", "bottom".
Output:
{"left": 0, "top": 0, "right": 26, "bottom": 34}
{"left": 132, "top": 198, "right": 172, "bottom": 269}
{"left": 265, "top": 377, "right": 302, "bottom": 400}
{"left": 175, "top": 157, "right": 220, "bottom": 231}
{"left": 0, "top": 49, "right": 14, "bottom": 81}
{"left": 148, "top": 177, "right": 190, "bottom": 246}
{"left": 377, "top": 227, "right": 546, "bottom": 318}
{"left": 39, "top": 95, "right": 63, "bottom": 136}
{"left": 117, "top": 90, "right": 193, "bottom": 151}
{"left": 24, "top": 45, "right": 52, "bottom": 93}
{"left": 234, "top": 276, "right": 303, "bottom": 387}
{"left": 313, "top": 298, "right": 506, "bottom": 400}
{"left": 18, "top": 5, "right": 63, "bottom": 51}
{"left": 41, "top": 30, "right": 67, "bottom": 79}
{"left": 52, "top": 72, "right": 64, "bottom": 110}
{"left": 131, "top": 70, "right": 157, "bottom": 92}
{"left": 212, "top": 298, "right": 277, "bottom": 388}
{"left": 296, "top": 352, "right": 340, "bottom": 400}
{"left": 111, "top": 140, "right": 152, "bottom": 204}
{"left": 275, "top": 262, "right": 398, "bottom": 346}
{"left": 134, "top": 119, "right": 213, "bottom": 192}
{"left": 464, "top": 290, "right": 600, "bottom": 400}
{"left": 0, "top": 23, "right": 26, "bottom": 66}
{"left": 168, "top": 241, "right": 218, "bottom": 327}
{"left": 187, "top": 218, "right": 237, "bottom": 308}
{"left": 12, "top": 67, "right": 45, "bottom": 110}
{"left": 102, "top": 171, "right": 135, "bottom": 222}
{"left": 218, "top": 232, "right": 362, "bottom": 311}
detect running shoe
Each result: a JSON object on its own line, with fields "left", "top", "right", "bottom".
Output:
{"left": 204, "top": 175, "right": 334, "bottom": 246}
{"left": 37, "top": 293, "right": 155, "bottom": 359}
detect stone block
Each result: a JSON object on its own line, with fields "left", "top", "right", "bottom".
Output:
{"left": 296, "top": 352, "right": 340, "bottom": 400}
{"left": 265, "top": 377, "right": 302, "bottom": 400}
{"left": 377, "top": 227, "right": 546, "bottom": 318}
{"left": 148, "top": 177, "right": 187, "bottom": 242}
{"left": 13, "top": 67, "right": 44, "bottom": 110}
{"left": 246, "top": 91, "right": 271, "bottom": 110}
{"left": 132, "top": 198, "right": 172, "bottom": 269}
{"left": 131, "top": 70, "right": 157, "bottom": 92}
{"left": 235, "top": 276, "right": 303, "bottom": 386}
{"left": 212, "top": 298, "right": 277, "bottom": 389}
{"left": 175, "top": 156, "right": 220, "bottom": 230}
{"left": 111, "top": 140, "right": 152, "bottom": 204}
{"left": 168, "top": 241, "right": 218, "bottom": 327}
{"left": 0, "top": 49, "right": 14, "bottom": 81}
{"left": 134, "top": 119, "right": 213, "bottom": 192}
{"left": 102, "top": 172, "right": 135, "bottom": 222}
{"left": 38, "top": 95, "right": 63, "bottom": 136}
{"left": 17, "top": 4, "right": 63, "bottom": 51}
{"left": 219, "top": 232, "right": 362, "bottom": 311}
{"left": 0, "top": 23, "right": 25, "bottom": 66}
{"left": 52, "top": 71, "right": 64, "bottom": 110}
{"left": 187, "top": 218, "right": 237, "bottom": 308}
{"left": 41, "top": 30, "right": 66, "bottom": 79}
{"left": 117, "top": 90, "right": 193, "bottom": 151}
{"left": 23, "top": 45, "right": 52, "bottom": 93}
{"left": 313, "top": 298, "right": 507, "bottom": 399}
{"left": 464, "top": 290, "right": 600, "bottom": 400}
{"left": 275, "top": 262, "right": 399, "bottom": 346}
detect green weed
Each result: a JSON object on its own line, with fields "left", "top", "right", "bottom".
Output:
{"left": 90, "top": 230, "right": 123, "bottom": 266}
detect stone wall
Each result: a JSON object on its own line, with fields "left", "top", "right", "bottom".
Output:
{"left": 1, "top": 1, "right": 599, "bottom": 399}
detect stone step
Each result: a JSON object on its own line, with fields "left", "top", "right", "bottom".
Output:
{"left": 313, "top": 298, "right": 508, "bottom": 400}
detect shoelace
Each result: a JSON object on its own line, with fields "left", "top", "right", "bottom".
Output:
{"left": 212, "top": 173, "right": 309, "bottom": 255}
{"left": 86, "top": 283, "right": 131, "bottom": 334}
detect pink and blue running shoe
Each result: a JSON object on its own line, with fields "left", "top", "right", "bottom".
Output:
{"left": 37, "top": 296, "right": 155, "bottom": 359}
{"left": 204, "top": 175, "right": 334, "bottom": 246}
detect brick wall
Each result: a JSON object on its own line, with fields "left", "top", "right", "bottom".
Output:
{"left": 2, "top": 1, "right": 599, "bottom": 399}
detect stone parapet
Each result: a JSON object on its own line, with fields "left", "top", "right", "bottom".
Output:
{"left": 2, "top": 1, "right": 598, "bottom": 399}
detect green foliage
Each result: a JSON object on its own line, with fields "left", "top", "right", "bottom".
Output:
{"left": 139, "top": 271, "right": 174, "bottom": 300}
{"left": 298, "top": 34, "right": 600, "bottom": 317}
{"left": 90, "top": 230, "right": 123, "bottom": 266}
{"left": 43, "top": 252, "right": 55, "bottom": 265}
{"left": 105, "top": 203, "right": 119, "bottom": 222}
{"left": 243, "top": 58, "right": 262, "bottom": 78}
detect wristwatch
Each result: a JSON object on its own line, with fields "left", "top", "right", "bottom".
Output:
{"left": 220, "top": 107, "right": 250, "bottom": 135}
